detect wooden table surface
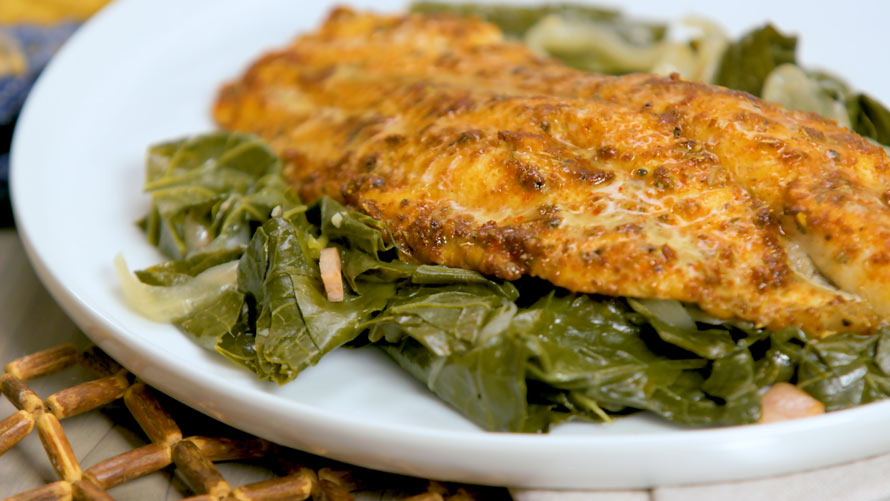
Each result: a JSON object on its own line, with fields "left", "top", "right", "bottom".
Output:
{"left": 3, "top": 226, "right": 890, "bottom": 501}
{"left": 0, "top": 229, "right": 288, "bottom": 499}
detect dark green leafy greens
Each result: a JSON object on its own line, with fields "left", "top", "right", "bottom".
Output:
{"left": 126, "top": 132, "right": 890, "bottom": 433}
{"left": 140, "top": 132, "right": 304, "bottom": 260}
{"left": 846, "top": 93, "right": 890, "bottom": 147}
{"left": 713, "top": 24, "right": 797, "bottom": 96}
{"left": 713, "top": 24, "right": 890, "bottom": 146}
{"left": 797, "top": 331, "right": 890, "bottom": 410}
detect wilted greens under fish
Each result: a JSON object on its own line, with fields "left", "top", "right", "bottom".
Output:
{"left": 120, "top": 132, "right": 890, "bottom": 432}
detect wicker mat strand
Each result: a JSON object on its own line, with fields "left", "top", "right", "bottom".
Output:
{"left": 0, "top": 343, "right": 510, "bottom": 500}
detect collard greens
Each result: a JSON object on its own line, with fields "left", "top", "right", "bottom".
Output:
{"left": 714, "top": 24, "right": 890, "bottom": 146}
{"left": 125, "top": 5, "right": 890, "bottom": 432}
{"left": 129, "top": 132, "right": 890, "bottom": 432}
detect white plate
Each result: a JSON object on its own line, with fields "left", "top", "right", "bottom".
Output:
{"left": 11, "top": 0, "right": 890, "bottom": 489}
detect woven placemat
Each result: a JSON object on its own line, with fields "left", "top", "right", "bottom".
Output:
{"left": 0, "top": 343, "right": 511, "bottom": 500}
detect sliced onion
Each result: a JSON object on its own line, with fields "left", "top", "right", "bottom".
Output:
{"left": 629, "top": 298, "right": 696, "bottom": 330}
{"left": 762, "top": 64, "right": 852, "bottom": 128}
{"left": 114, "top": 254, "right": 238, "bottom": 322}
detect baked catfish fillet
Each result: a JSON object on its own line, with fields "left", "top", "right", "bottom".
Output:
{"left": 213, "top": 7, "right": 890, "bottom": 336}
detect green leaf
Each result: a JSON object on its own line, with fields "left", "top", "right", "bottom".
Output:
{"left": 366, "top": 284, "right": 519, "bottom": 357}
{"left": 381, "top": 333, "right": 531, "bottom": 432}
{"left": 174, "top": 288, "right": 245, "bottom": 350}
{"left": 216, "top": 310, "right": 260, "bottom": 374}
{"left": 628, "top": 299, "right": 738, "bottom": 359}
{"left": 650, "top": 371, "right": 760, "bottom": 425}
{"left": 702, "top": 349, "right": 758, "bottom": 402}
{"left": 319, "top": 197, "right": 392, "bottom": 255}
{"left": 753, "top": 340, "right": 798, "bottom": 387}
{"left": 142, "top": 132, "right": 302, "bottom": 260}
{"left": 338, "top": 248, "right": 416, "bottom": 293}
{"left": 238, "top": 219, "right": 311, "bottom": 382}
{"left": 412, "top": 265, "right": 520, "bottom": 300}
{"left": 847, "top": 93, "right": 890, "bottom": 146}
{"left": 135, "top": 248, "right": 244, "bottom": 286}
{"left": 714, "top": 24, "right": 797, "bottom": 96}
{"left": 797, "top": 330, "right": 890, "bottom": 410}
{"left": 238, "top": 216, "right": 391, "bottom": 383}
{"left": 518, "top": 295, "right": 757, "bottom": 425}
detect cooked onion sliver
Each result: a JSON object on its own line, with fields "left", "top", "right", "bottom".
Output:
{"left": 319, "top": 247, "right": 344, "bottom": 302}
{"left": 114, "top": 254, "right": 239, "bottom": 322}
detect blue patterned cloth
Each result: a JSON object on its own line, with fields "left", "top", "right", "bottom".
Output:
{"left": 0, "top": 22, "right": 79, "bottom": 225}
{"left": 0, "top": 22, "right": 78, "bottom": 124}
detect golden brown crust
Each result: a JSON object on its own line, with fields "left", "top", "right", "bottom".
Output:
{"left": 214, "top": 7, "right": 890, "bottom": 336}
